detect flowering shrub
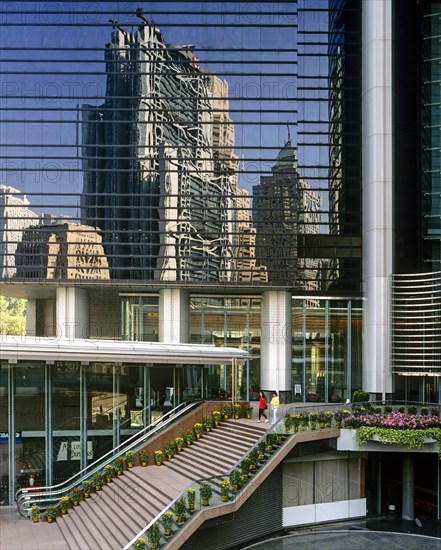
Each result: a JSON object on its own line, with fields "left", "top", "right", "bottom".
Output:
{"left": 342, "top": 411, "right": 441, "bottom": 454}
{"left": 343, "top": 411, "right": 441, "bottom": 430}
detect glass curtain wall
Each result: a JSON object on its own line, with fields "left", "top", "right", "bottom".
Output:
{"left": 292, "top": 298, "right": 362, "bottom": 402}
{"left": 189, "top": 296, "right": 261, "bottom": 399}
{"left": 0, "top": 2, "right": 362, "bottom": 293}
{"left": 121, "top": 296, "right": 159, "bottom": 341}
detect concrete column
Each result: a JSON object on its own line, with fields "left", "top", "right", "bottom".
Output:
{"left": 402, "top": 453, "right": 414, "bottom": 520}
{"left": 159, "top": 288, "right": 189, "bottom": 343}
{"left": 25, "top": 299, "right": 36, "bottom": 336}
{"left": 362, "top": 0, "right": 393, "bottom": 397}
{"left": 55, "top": 287, "right": 89, "bottom": 339}
{"left": 260, "top": 290, "right": 291, "bottom": 391}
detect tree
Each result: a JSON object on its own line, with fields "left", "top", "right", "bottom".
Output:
{"left": 0, "top": 296, "right": 26, "bottom": 335}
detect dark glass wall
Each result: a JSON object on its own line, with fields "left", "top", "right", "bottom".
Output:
{"left": 0, "top": 2, "right": 363, "bottom": 296}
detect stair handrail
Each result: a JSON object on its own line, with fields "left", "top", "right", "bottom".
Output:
{"left": 16, "top": 399, "right": 202, "bottom": 516}
{"left": 123, "top": 418, "right": 289, "bottom": 550}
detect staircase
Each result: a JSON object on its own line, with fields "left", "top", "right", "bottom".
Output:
{"left": 27, "top": 420, "right": 268, "bottom": 550}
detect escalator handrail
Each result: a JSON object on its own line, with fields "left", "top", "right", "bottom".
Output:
{"left": 15, "top": 400, "right": 202, "bottom": 515}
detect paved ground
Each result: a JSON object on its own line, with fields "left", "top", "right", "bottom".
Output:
{"left": 241, "top": 517, "right": 441, "bottom": 550}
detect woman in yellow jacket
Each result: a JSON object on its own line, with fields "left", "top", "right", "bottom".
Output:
{"left": 270, "top": 391, "right": 280, "bottom": 423}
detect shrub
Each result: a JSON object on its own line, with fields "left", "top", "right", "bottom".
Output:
{"left": 407, "top": 405, "right": 417, "bottom": 415}
{"left": 352, "top": 390, "right": 370, "bottom": 403}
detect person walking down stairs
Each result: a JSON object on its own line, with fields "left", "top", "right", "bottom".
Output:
{"left": 257, "top": 390, "right": 269, "bottom": 423}
{"left": 270, "top": 391, "right": 280, "bottom": 423}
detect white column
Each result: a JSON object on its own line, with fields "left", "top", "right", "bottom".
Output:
{"left": 25, "top": 299, "right": 36, "bottom": 336}
{"left": 159, "top": 288, "right": 189, "bottom": 343}
{"left": 260, "top": 290, "right": 291, "bottom": 392}
{"left": 56, "top": 287, "right": 89, "bottom": 340}
{"left": 362, "top": 0, "right": 393, "bottom": 397}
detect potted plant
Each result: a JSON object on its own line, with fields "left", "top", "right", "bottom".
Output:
{"left": 31, "top": 504, "right": 40, "bottom": 523}
{"left": 202, "top": 415, "right": 213, "bottom": 432}
{"left": 58, "top": 496, "right": 70, "bottom": 514}
{"left": 164, "top": 441, "right": 176, "bottom": 459}
{"left": 125, "top": 450, "right": 134, "bottom": 468}
{"left": 45, "top": 506, "right": 57, "bottom": 523}
{"left": 173, "top": 496, "right": 187, "bottom": 523}
{"left": 212, "top": 410, "right": 221, "bottom": 426}
{"left": 229, "top": 468, "right": 242, "bottom": 491}
{"left": 82, "top": 480, "right": 92, "bottom": 498}
{"left": 175, "top": 437, "right": 184, "bottom": 452}
{"left": 219, "top": 478, "right": 230, "bottom": 501}
{"left": 139, "top": 449, "right": 149, "bottom": 466}
{"left": 309, "top": 411, "right": 318, "bottom": 429}
{"left": 248, "top": 448, "right": 259, "bottom": 470}
{"left": 221, "top": 403, "right": 232, "bottom": 419}
{"left": 352, "top": 389, "right": 370, "bottom": 403}
{"left": 161, "top": 511, "right": 173, "bottom": 536}
{"left": 199, "top": 482, "right": 213, "bottom": 505}
{"left": 233, "top": 403, "right": 241, "bottom": 419}
{"left": 134, "top": 537, "right": 147, "bottom": 550}
{"left": 69, "top": 488, "right": 82, "bottom": 506}
{"left": 92, "top": 471, "right": 104, "bottom": 491}
{"left": 183, "top": 431, "right": 194, "bottom": 445}
{"left": 187, "top": 487, "right": 196, "bottom": 511}
{"left": 194, "top": 423, "right": 203, "bottom": 439}
{"left": 103, "top": 463, "right": 114, "bottom": 482}
{"left": 146, "top": 523, "right": 161, "bottom": 549}
{"left": 240, "top": 456, "right": 251, "bottom": 479}
{"left": 154, "top": 450, "right": 163, "bottom": 465}
{"left": 113, "top": 456, "right": 124, "bottom": 474}
{"left": 265, "top": 433, "right": 276, "bottom": 450}
{"left": 244, "top": 404, "right": 253, "bottom": 419}
{"left": 257, "top": 440, "right": 267, "bottom": 461}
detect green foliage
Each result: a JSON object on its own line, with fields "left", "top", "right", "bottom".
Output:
{"left": 355, "top": 426, "right": 441, "bottom": 457}
{"left": 352, "top": 390, "right": 370, "bottom": 403}
{"left": 0, "top": 296, "right": 26, "bottom": 335}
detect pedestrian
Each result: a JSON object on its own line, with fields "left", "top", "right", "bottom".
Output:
{"left": 257, "top": 390, "right": 269, "bottom": 422}
{"left": 270, "top": 391, "right": 280, "bottom": 423}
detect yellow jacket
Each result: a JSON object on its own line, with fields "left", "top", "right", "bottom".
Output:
{"left": 270, "top": 395, "right": 280, "bottom": 408}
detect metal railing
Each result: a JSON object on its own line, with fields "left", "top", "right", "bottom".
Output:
{"left": 15, "top": 399, "right": 202, "bottom": 517}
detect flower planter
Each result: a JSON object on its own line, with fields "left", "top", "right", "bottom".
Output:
{"left": 117, "top": 469, "right": 123, "bottom": 475}
{"left": 73, "top": 501, "right": 79, "bottom": 506}
{"left": 127, "top": 463, "right": 133, "bottom": 469}
{"left": 155, "top": 461, "right": 162, "bottom": 466}
{"left": 202, "top": 499, "right": 210, "bottom": 506}
{"left": 61, "top": 509, "right": 67, "bottom": 515}
{"left": 221, "top": 495, "right": 229, "bottom": 502}
{"left": 176, "top": 515, "right": 184, "bottom": 523}
{"left": 141, "top": 461, "right": 147, "bottom": 467}
{"left": 47, "top": 518, "right": 54, "bottom": 523}
{"left": 84, "top": 492, "right": 90, "bottom": 499}
{"left": 95, "top": 486, "right": 101, "bottom": 491}
{"left": 164, "top": 528, "right": 172, "bottom": 537}
{"left": 188, "top": 503, "right": 195, "bottom": 511}
{"left": 232, "top": 484, "right": 239, "bottom": 491}
{"left": 195, "top": 433, "right": 201, "bottom": 439}
{"left": 33, "top": 517, "right": 39, "bottom": 523}
{"left": 105, "top": 477, "right": 112, "bottom": 483}
{"left": 150, "top": 543, "right": 158, "bottom": 550}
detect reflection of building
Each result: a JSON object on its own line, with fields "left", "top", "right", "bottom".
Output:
{"left": 81, "top": 23, "right": 240, "bottom": 282}
{"left": 253, "top": 138, "right": 322, "bottom": 288}
{"left": 234, "top": 188, "right": 268, "bottom": 283}
{"left": 15, "top": 223, "right": 109, "bottom": 280}
{"left": 0, "top": 186, "right": 38, "bottom": 278}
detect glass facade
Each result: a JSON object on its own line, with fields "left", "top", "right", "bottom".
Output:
{"left": 292, "top": 298, "right": 362, "bottom": 403}
{"left": 189, "top": 296, "right": 261, "bottom": 400}
{"left": 0, "top": 2, "right": 362, "bottom": 293}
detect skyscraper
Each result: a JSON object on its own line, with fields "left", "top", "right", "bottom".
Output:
{"left": 81, "top": 22, "right": 240, "bottom": 282}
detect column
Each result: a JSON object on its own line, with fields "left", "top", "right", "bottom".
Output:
{"left": 362, "top": 0, "right": 393, "bottom": 398}
{"left": 402, "top": 453, "right": 414, "bottom": 520}
{"left": 25, "top": 300, "right": 36, "bottom": 336}
{"left": 260, "top": 290, "right": 291, "bottom": 392}
{"left": 159, "top": 288, "right": 189, "bottom": 343}
{"left": 56, "top": 287, "right": 89, "bottom": 339}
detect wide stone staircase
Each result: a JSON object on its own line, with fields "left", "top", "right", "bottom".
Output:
{"left": 29, "top": 420, "right": 268, "bottom": 550}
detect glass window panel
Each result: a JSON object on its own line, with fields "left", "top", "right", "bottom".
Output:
{"left": 283, "top": 461, "right": 314, "bottom": 507}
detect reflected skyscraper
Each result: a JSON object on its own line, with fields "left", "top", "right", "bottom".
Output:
{"left": 81, "top": 21, "right": 240, "bottom": 281}
{"left": 252, "top": 137, "right": 322, "bottom": 289}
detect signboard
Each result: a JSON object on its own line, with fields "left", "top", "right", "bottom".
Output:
{"left": 0, "top": 431, "right": 22, "bottom": 444}
{"left": 294, "top": 384, "right": 302, "bottom": 396}
{"left": 57, "top": 441, "right": 94, "bottom": 461}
